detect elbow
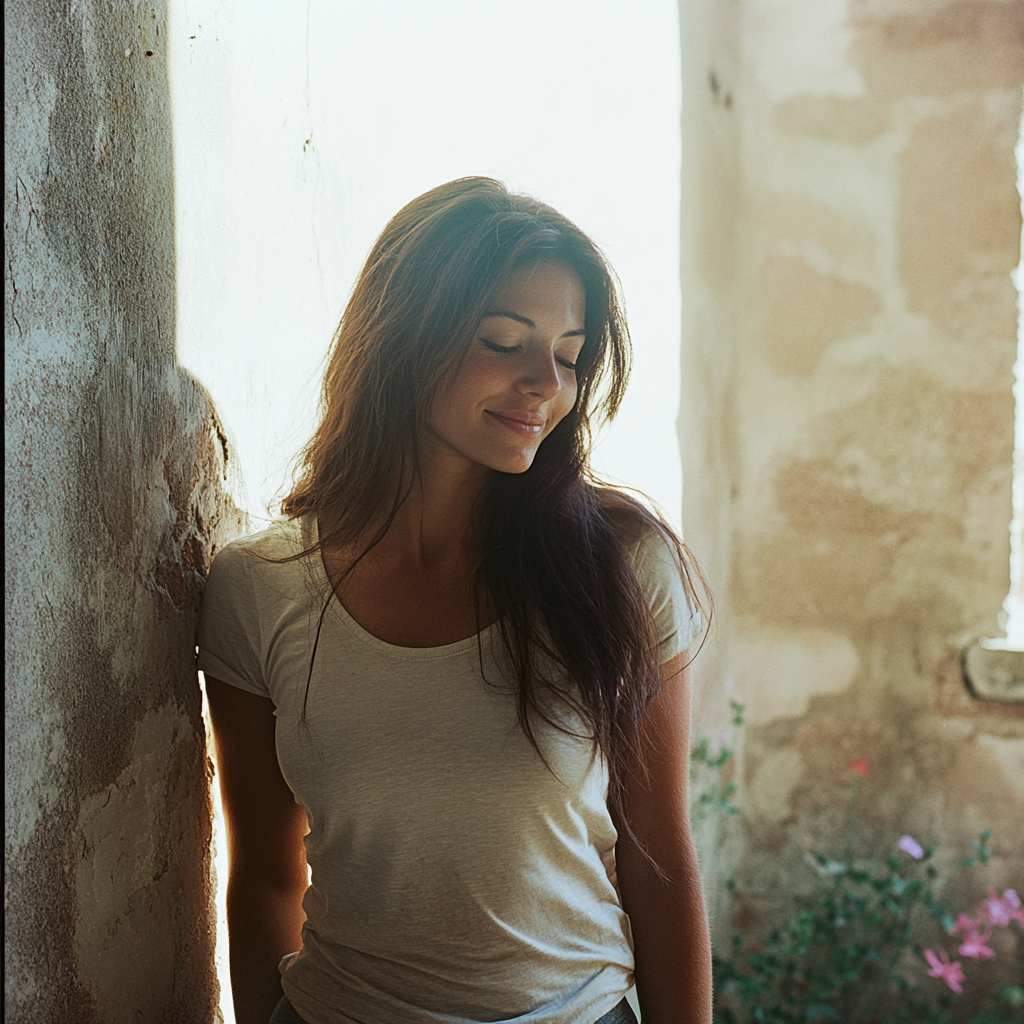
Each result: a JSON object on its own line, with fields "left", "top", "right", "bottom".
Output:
{"left": 226, "top": 863, "right": 308, "bottom": 902}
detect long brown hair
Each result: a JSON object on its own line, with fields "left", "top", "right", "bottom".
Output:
{"left": 282, "top": 177, "right": 709, "bottom": 854}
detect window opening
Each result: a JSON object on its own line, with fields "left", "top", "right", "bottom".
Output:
{"left": 169, "top": 4, "right": 686, "bottom": 1021}
{"left": 995, "top": 96, "right": 1024, "bottom": 651}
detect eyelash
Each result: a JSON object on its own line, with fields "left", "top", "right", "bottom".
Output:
{"left": 480, "top": 339, "right": 578, "bottom": 371}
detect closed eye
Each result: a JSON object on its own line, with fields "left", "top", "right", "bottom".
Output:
{"left": 480, "top": 339, "right": 520, "bottom": 354}
{"left": 480, "top": 338, "right": 578, "bottom": 370}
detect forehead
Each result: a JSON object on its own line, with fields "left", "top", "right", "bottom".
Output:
{"left": 487, "top": 261, "right": 586, "bottom": 322}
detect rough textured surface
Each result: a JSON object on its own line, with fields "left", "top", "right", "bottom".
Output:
{"left": 965, "top": 642, "right": 1024, "bottom": 703}
{"left": 679, "top": 0, "right": 1024, "bottom": 1007}
{"left": 5, "top": 2, "right": 244, "bottom": 1020}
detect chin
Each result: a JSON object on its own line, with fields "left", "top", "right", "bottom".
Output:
{"left": 491, "top": 449, "right": 538, "bottom": 475}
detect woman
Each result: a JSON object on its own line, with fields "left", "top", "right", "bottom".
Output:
{"left": 198, "top": 177, "right": 713, "bottom": 1024}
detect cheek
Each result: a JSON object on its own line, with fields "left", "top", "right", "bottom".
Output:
{"left": 448, "top": 359, "right": 506, "bottom": 408}
{"left": 430, "top": 365, "right": 487, "bottom": 426}
{"left": 549, "top": 380, "right": 578, "bottom": 429}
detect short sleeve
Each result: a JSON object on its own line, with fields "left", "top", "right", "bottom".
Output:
{"left": 630, "top": 526, "right": 702, "bottom": 663}
{"left": 196, "top": 541, "right": 271, "bottom": 698}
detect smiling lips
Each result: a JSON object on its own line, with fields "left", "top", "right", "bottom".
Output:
{"left": 485, "top": 409, "right": 546, "bottom": 437}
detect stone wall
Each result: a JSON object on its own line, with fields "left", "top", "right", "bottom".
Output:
{"left": 679, "top": 0, "right": 1024, "bottom": 997}
{"left": 5, "top": 2, "right": 244, "bottom": 1020}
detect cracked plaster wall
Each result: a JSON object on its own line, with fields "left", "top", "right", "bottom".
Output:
{"left": 5, "top": 2, "right": 244, "bottom": 1020}
{"left": 679, "top": 0, "right": 1024, "bottom": 999}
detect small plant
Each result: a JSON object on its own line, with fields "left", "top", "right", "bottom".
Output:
{"left": 693, "top": 743, "right": 1024, "bottom": 1024}
{"left": 690, "top": 699, "right": 745, "bottom": 828}
{"left": 714, "top": 829, "right": 1021, "bottom": 1022}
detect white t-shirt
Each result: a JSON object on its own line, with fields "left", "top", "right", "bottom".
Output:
{"left": 197, "top": 515, "right": 698, "bottom": 1024}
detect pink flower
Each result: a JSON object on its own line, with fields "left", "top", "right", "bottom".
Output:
{"left": 982, "top": 886, "right": 1019, "bottom": 928}
{"left": 953, "top": 913, "right": 983, "bottom": 937}
{"left": 849, "top": 757, "right": 869, "bottom": 777}
{"left": 998, "top": 889, "right": 1024, "bottom": 926}
{"left": 924, "top": 948, "right": 966, "bottom": 994}
{"left": 953, "top": 915, "right": 996, "bottom": 959}
{"left": 958, "top": 931, "right": 996, "bottom": 960}
{"left": 896, "top": 835, "right": 924, "bottom": 860}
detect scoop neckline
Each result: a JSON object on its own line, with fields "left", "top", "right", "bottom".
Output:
{"left": 305, "top": 515, "right": 499, "bottom": 662}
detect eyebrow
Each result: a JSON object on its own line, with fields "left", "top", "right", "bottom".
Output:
{"left": 481, "top": 309, "right": 586, "bottom": 339}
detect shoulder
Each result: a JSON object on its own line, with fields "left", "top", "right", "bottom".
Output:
{"left": 594, "top": 488, "right": 684, "bottom": 576}
{"left": 197, "top": 521, "right": 315, "bottom": 698}
{"left": 627, "top": 519, "right": 694, "bottom": 618}
{"left": 198, "top": 517, "right": 319, "bottom": 657}
{"left": 202, "top": 517, "right": 317, "bottom": 611}
{"left": 595, "top": 488, "right": 703, "bottom": 657}
{"left": 208, "top": 516, "right": 311, "bottom": 576}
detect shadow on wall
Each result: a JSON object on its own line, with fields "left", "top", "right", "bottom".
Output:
{"left": 5, "top": 2, "right": 244, "bottom": 1021}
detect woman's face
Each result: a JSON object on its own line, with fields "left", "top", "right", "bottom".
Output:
{"left": 425, "top": 261, "right": 586, "bottom": 477}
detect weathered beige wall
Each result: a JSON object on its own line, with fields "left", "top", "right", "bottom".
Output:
{"left": 680, "top": 0, "right": 1023, "bottom": 978}
{"left": 5, "top": 2, "right": 244, "bottom": 1020}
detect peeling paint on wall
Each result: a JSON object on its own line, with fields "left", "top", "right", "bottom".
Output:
{"left": 732, "top": 628, "right": 860, "bottom": 726}
{"left": 901, "top": 98, "right": 1021, "bottom": 339}
{"left": 5, "top": 2, "right": 244, "bottom": 1020}
{"left": 679, "top": 0, "right": 1024, "bottom": 1004}
{"left": 757, "top": 255, "right": 882, "bottom": 375}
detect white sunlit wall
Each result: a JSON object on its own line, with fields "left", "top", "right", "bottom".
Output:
{"left": 1000, "top": 105, "right": 1024, "bottom": 649}
{"left": 169, "top": 3, "right": 685, "bottom": 1019}
{"left": 171, "top": 1, "right": 684, "bottom": 526}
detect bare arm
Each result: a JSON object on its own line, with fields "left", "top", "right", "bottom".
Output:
{"left": 205, "top": 676, "right": 309, "bottom": 1024}
{"left": 615, "top": 652, "right": 713, "bottom": 1024}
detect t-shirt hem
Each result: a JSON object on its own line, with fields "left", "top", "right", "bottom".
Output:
{"left": 280, "top": 982, "right": 633, "bottom": 1024}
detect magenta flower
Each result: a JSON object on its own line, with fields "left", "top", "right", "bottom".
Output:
{"left": 896, "top": 835, "right": 924, "bottom": 860}
{"left": 958, "top": 931, "right": 996, "bottom": 960}
{"left": 953, "top": 915, "right": 996, "bottom": 959}
{"left": 954, "top": 917, "right": 995, "bottom": 962}
{"left": 982, "top": 886, "right": 1017, "bottom": 928}
{"left": 999, "top": 888, "right": 1024, "bottom": 926}
{"left": 924, "top": 948, "right": 966, "bottom": 994}
{"left": 952, "top": 913, "right": 983, "bottom": 937}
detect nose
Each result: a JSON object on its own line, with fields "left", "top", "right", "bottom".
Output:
{"left": 515, "top": 348, "right": 562, "bottom": 401}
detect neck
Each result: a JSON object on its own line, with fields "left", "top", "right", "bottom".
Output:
{"left": 385, "top": 460, "right": 491, "bottom": 566}
{"left": 319, "top": 440, "right": 493, "bottom": 569}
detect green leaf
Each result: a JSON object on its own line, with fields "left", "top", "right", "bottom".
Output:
{"left": 730, "top": 699, "right": 746, "bottom": 725}
{"left": 998, "top": 984, "right": 1024, "bottom": 1007}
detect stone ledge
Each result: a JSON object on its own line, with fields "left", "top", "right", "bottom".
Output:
{"left": 963, "top": 640, "right": 1024, "bottom": 704}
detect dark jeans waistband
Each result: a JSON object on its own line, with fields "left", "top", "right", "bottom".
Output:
{"left": 595, "top": 997, "right": 639, "bottom": 1024}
